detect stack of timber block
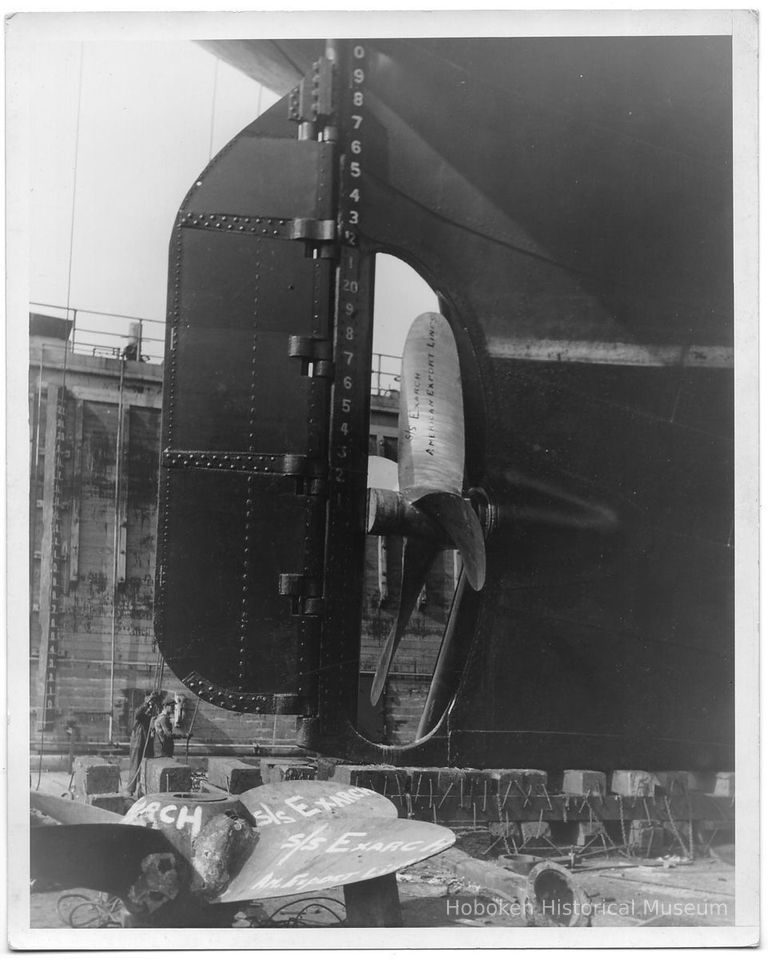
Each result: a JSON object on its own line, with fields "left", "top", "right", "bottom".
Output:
{"left": 317, "top": 763, "right": 735, "bottom": 854}
{"left": 203, "top": 756, "right": 317, "bottom": 793}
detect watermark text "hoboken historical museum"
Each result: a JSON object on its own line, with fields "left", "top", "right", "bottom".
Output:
{"left": 446, "top": 898, "right": 730, "bottom": 922}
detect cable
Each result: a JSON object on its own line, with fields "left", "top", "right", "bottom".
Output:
{"left": 154, "top": 648, "right": 165, "bottom": 694}
{"left": 57, "top": 891, "right": 122, "bottom": 928}
{"left": 292, "top": 902, "right": 345, "bottom": 925}
{"left": 63, "top": 42, "right": 85, "bottom": 382}
{"left": 265, "top": 896, "right": 346, "bottom": 926}
{"left": 208, "top": 58, "right": 219, "bottom": 161}
{"left": 34, "top": 725, "right": 45, "bottom": 790}
{"left": 35, "top": 43, "right": 85, "bottom": 781}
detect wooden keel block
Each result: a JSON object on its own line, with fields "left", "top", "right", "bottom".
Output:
{"left": 207, "top": 757, "right": 263, "bottom": 794}
{"left": 650, "top": 771, "right": 690, "bottom": 795}
{"left": 72, "top": 756, "right": 120, "bottom": 799}
{"left": 684, "top": 772, "right": 717, "bottom": 793}
{"left": 610, "top": 770, "right": 659, "bottom": 797}
{"left": 712, "top": 772, "right": 735, "bottom": 798}
{"left": 492, "top": 769, "right": 547, "bottom": 787}
{"left": 491, "top": 769, "right": 548, "bottom": 805}
{"left": 576, "top": 821, "right": 606, "bottom": 846}
{"left": 562, "top": 770, "right": 607, "bottom": 796}
{"left": 519, "top": 820, "right": 551, "bottom": 843}
{"left": 327, "top": 764, "right": 378, "bottom": 787}
{"left": 142, "top": 759, "right": 192, "bottom": 794}
{"left": 489, "top": 820, "right": 522, "bottom": 841}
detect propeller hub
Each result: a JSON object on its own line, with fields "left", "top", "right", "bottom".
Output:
{"left": 366, "top": 487, "right": 451, "bottom": 542}
{"left": 467, "top": 486, "right": 498, "bottom": 539}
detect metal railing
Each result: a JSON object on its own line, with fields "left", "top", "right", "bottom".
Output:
{"left": 30, "top": 303, "right": 166, "bottom": 364}
{"left": 30, "top": 303, "right": 402, "bottom": 392}
{"left": 371, "top": 352, "right": 400, "bottom": 396}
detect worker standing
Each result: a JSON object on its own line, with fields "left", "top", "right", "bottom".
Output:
{"left": 127, "top": 691, "right": 162, "bottom": 795}
{"left": 154, "top": 698, "right": 176, "bottom": 758}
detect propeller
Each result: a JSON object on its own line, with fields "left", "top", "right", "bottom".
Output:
{"left": 29, "top": 781, "right": 454, "bottom": 921}
{"left": 214, "top": 814, "right": 453, "bottom": 903}
{"left": 369, "top": 313, "right": 486, "bottom": 706}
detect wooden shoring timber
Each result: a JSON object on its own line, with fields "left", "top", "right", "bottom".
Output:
{"left": 322, "top": 765, "right": 734, "bottom": 825}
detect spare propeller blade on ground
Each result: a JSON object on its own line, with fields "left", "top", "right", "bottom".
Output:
{"left": 30, "top": 780, "right": 453, "bottom": 924}
{"left": 213, "top": 815, "right": 455, "bottom": 904}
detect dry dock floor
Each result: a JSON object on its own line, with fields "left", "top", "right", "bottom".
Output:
{"left": 26, "top": 769, "right": 735, "bottom": 929}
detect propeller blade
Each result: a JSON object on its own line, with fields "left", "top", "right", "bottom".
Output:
{"left": 398, "top": 312, "right": 465, "bottom": 497}
{"left": 214, "top": 815, "right": 454, "bottom": 904}
{"left": 30, "top": 823, "right": 176, "bottom": 897}
{"left": 370, "top": 536, "right": 439, "bottom": 706}
{"left": 31, "top": 790, "right": 125, "bottom": 825}
{"left": 239, "top": 780, "right": 398, "bottom": 827}
{"left": 415, "top": 492, "right": 486, "bottom": 591}
{"left": 367, "top": 455, "right": 399, "bottom": 491}
{"left": 416, "top": 569, "right": 484, "bottom": 738}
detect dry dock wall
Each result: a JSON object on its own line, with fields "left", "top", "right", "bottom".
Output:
{"left": 29, "top": 326, "right": 436, "bottom": 747}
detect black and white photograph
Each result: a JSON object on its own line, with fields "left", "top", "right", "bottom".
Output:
{"left": 6, "top": 8, "right": 759, "bottom": 950}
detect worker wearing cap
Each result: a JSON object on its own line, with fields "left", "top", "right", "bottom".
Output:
{"left": 153, "top": 698, "right": 176, "bottom": 758}
{"left": 127, "top": 691, "right": 162, "bottom": 795}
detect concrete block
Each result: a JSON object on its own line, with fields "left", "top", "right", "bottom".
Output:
{"left": 143, "top": 759, "right": 192, "bottom": 794}
{"left": 206, "top": 758, "right": 263, "bottom": 794}
{"left": 610, "top": 770, "right": 658, "bottom": 797}
{"left": 72, "top": 756, "right": 120, "bottom": 799}
{"left": 651, "top": 771, "right": 690, "bottom": 795}
{"left": 562, "top": 770, "right": 607, "bottom": 796}
{"left": 489, "top": 820, "right": 521, "bottom": 841}
{"left": 684, "top": 772, "right": 716, "bottom": 793}
{"left": 576, "top": 821, "right": 606, "bottom": 846}
{"left": 712, "top": 772, "right": 735, "bottom": 798}
{"left": 519, "top": 820, "right": 551, "bottom": 843}
{"left": 87, "top": 793, "right": 134, "bottom": 815}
